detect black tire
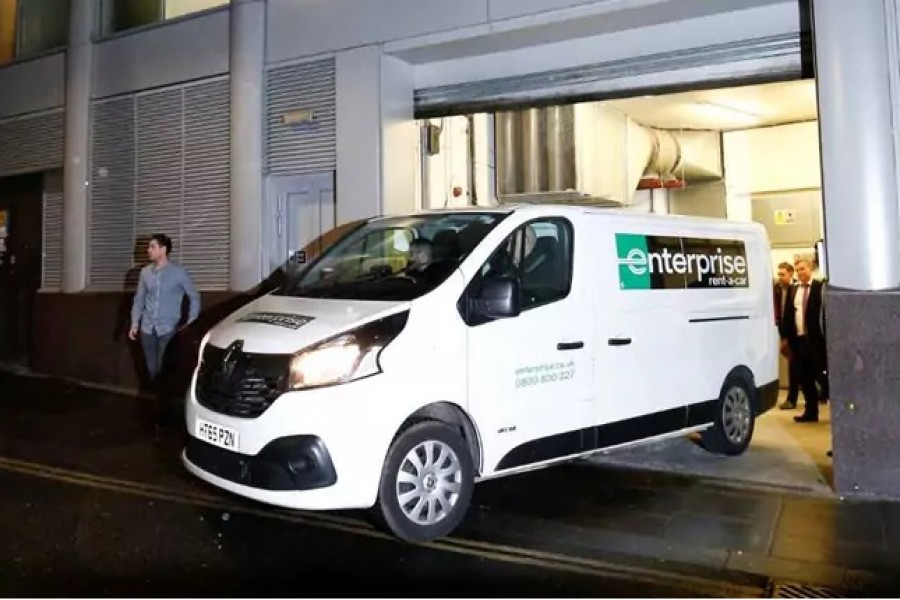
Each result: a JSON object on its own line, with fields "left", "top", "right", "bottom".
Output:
{"left": 700, "top": 371, "right": 756, "bottom": 456}
{"left": 374, "top": 421, "right": 474, "bottom": 543}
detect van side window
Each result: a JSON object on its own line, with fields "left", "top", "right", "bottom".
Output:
{"left": 477, "top": 218, "right": 573, "bottom": 311}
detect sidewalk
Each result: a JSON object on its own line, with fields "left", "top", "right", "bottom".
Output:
{"left": 1, "top": 366, "right": 898, "bottom": 596}
{"left": 587, "top": 390, "right": 834, "bottom": 497}
{"left": 463, "top": 463, "right": 899, "bottom": 595}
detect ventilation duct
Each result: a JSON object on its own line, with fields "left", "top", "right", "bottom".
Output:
{"left": 496, "top": 106, "right": 576, "bottom": 196}
{"left": 494, "top": 103, "right": 722, "bottom": 205}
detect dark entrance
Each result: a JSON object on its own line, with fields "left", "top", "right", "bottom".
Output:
{"left": 0, "top": 173, "right": 43, "bottom": 364}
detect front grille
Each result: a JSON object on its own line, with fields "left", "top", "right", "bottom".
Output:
{"left": 195, "top": 344, "right": 290, "bottom": 418}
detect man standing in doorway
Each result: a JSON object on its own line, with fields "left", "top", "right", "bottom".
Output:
{"left": 778, "top": 259, "right": 826, "bottom": 423}
{"left": 773, "top": 262, "right": 799, "bottom": 410}
{"left": 129, "top": 234, "right": 201, "bottom": 397}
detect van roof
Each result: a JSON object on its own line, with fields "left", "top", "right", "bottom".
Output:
{"left": 381, "top": 203, "right": 765, "bottom": 232}
{"left": 371, "top": 202, "right": 767, "bottom": 235}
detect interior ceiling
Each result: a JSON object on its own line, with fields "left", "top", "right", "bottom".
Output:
{"left": 604, "top": 79, "right": 818, "bottom": 131}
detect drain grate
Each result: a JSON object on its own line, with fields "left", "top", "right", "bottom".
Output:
{"left": 769, "top": 581, "right": 844, "bottom": 598}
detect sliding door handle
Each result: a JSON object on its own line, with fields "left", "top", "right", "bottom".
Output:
{"left": 557, "top": 341, "right": 584, "bottom": 351}
{"left": 608, "top": 337, "right": 632, "bottom": 346}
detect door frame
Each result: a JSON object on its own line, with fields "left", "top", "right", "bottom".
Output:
{"left": 264, "top": 171, "right": 336, "bottom": 278}
{"left": 0, "top": 172, "right": 44, "bottom": 363}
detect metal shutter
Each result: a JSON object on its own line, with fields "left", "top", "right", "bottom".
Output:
{"left": 266, "top": 58, "right": 336, "bottom": 175}
{"left": 182, "top": 78, "right": 230, "bottom": 290}
{"left": 41, "top": 170, "right": 64, "bottom": 290}
{"left": 135, "top": 88, "right": 184, "bottom": 263}
{"left": 0, "top": 110, "right": 65, "bottom": 177}
{"left": 88, "top": 76, "right": 231, "bottom": 291}
{"left": 414, "top": 33, "right": 802, "bottom": 117}
{"left": 89, "top": 97, "right": 136, "bottom": 291}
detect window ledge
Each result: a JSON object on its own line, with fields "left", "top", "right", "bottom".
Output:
{"left": 0, "top": 47, "right": 66, "bottom": 71}
{"left": 95, "top": 4, "right": 229, "bottom": 44}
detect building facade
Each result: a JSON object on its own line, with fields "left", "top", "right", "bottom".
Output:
{"left": 0, "top": 0, "right": 898, "bottom": 500}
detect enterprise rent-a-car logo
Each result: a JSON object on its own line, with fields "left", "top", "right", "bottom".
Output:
{"left": 616, "top": 233, "right": 749, "bottom": 290}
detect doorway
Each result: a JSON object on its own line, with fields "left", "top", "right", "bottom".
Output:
{"left": 266, "top": 172, "right": 336, "bottom": 277}
{"left": 0, "top": 173, "right": 43, "bottom": 364}
{"left": 416, "top": 79, "right": 834, "bottom": 495}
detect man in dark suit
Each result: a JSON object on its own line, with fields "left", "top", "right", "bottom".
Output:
{"left": 778, "top": 259, "right": 826, "bottom": 422}
{"left": 773, "top": 262, "right": 799, "bottom": 409}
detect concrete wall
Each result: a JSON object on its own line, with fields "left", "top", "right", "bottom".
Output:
{"left": 335, "top": 46, "right": 383, "bottom": 225}
{"left": 404, "top": 0, "right": 800, "bottom": 90}
{"left": 381, "top": 54, "right": 418, "bottom": 216}
{"left": 266, "top": 0, "right": 488, "bottom": 64}
{"left": 723, "top": 120, "right": 824, "bottom": 273}
{"left": 422, "top": 114, "right": 495, "bottom": 209}
{"left": 334, "top": 47, "right": 419, "bottom": 225}
{"left": 724, "top": 121, "right": 821, "bottom": 197}
{"left": 0, "top": 53, "right": 65, "bottom": 118}
{"left": 93, "top": 9, "right": 229, "bottom": 99}
{"left": 668, "top": 181, "right": 727, "bottom": 218}
{"left": 0, "top": 0, "right": 803, "bottom": 115}
{"left": 31, "top": 290, "right": 247, "bottom": 392}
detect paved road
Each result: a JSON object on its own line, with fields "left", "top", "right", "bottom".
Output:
{"left": 1, "top": 369, "right": 897, "bottom": 597}
{"left": 0, "top": 462, "right": 752, "bottom": 597}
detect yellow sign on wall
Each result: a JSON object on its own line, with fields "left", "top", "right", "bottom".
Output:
{"left": 774, "top": 209, "right": 796, "bottom": 225}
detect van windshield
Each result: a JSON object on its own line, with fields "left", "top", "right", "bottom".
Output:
{"left": 276, "top": 212, "right": 506, "bottom": 301}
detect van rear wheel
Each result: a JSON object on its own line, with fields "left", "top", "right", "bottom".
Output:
{"left": 375, "top": 421, "right": 474, "bottom": 542}
{"left": 701, "top": 373, "right": 756, "bottom": 456}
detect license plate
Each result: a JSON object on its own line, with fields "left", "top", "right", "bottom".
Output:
{"left": 196, "top": 418, "right": 240, "bottom": 451}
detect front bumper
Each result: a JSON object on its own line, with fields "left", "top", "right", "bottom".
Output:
{"left": 184, "top": 435, "right": 337, "bottom": 491}
{"left": 182, "top": 369, "right": 412, "bottom": 511}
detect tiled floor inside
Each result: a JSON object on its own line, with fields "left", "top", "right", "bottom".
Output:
{"left": 587, "top": 390, "right": 834, "bottom": 495}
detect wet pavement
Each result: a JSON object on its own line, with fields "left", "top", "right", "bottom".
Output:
{"left": 1, "top": 468, "right": 710, "bottom": 598}
{"left": 1, "top": 368, "right": 899, "bottom": 597}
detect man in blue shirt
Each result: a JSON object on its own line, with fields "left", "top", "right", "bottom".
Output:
{"left": 129, "top": 234, "right": 200, "bottom": 388}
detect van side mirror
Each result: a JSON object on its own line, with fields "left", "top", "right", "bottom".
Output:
{"left": 474, "top": 277, "right": 521, "bottom": 319}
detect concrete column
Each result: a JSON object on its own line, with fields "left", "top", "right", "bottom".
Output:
{"left": 229, "top": 0, "right": 265, "bottom": 291}
{"left": 62, "top": 0, "right": 95, "bottom": 293}
{"left": 336, "top": 46, "right": 382, "bottom": 224}
{"left": 380, "top": 54, "right": 417, "bottom": 216}
{"left": 336, "top": 47, "right": 417, "bottom": 224}
{"left": 813, "top": 0, "right": 900, "bottom": 501}
{"left": 813, "top": 0, "right": 900, "bottom": 291}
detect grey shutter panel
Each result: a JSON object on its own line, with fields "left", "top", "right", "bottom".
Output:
{"left": 135, "top": 89, "right": 184, "bottom": 262}
{"left": 88, "top": 76, "right": 231, "bottom": 291}
{"left": 182, "top": 78, "right": 230, "bottom": 290}
{"left": 266, "top": 58, "right": 336, "bottom": 175}
{"left": 42, "top": 171, "right": 64, "bottom": 290}
{"left": 414, "top": 33, "right": 802, "bottom": 117}
{"left": 0, "top": 110, "right": 65, "bottom": 176}
{"left": 89, "top": 97, "right": 136, "bottom": 291}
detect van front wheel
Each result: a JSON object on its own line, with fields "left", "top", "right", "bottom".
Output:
{"left": 701, "top": 373, "right": 756, "bottom": 456}
{"left": 375, "top": 421, "right": 474, "bottom": 543}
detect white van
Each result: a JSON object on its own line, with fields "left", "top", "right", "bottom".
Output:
{"left": 182, "top": 204, "right": 779, "bottom": 542}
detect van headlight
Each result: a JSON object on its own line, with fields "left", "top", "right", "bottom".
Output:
{"left": 288, "top": 311, "right": 409, "bottom": 390}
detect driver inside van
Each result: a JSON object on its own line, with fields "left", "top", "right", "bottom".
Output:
{"left": 400, "top": 238, "right": 439, "bottom": 281}
{"left": 407, "top": 238, "right": 433, "bottom": 269}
